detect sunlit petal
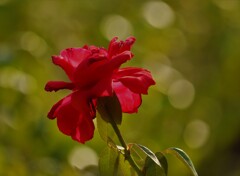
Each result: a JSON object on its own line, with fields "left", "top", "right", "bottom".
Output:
{"left": 113, "top": 81, "right": 141, "bottom": 113}
{"left": 114, "top": 67, "right": 155, "bottom": 94}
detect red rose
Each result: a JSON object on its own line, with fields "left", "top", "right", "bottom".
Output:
{"left": 45, "top": 37, "right": 155, "bottom": 143}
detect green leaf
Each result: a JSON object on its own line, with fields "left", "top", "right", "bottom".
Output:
{"left": 97, "top": 93, "right": 122, "bottom": 124}
{"left": 155, "top": 152, "right": 168, "bottom": 175}
{"left": 128, "top": 145, "right": 146, "bottom": 167}
{"left": 164, "top": 148, "right": 198, "bottom": 176}
{"left": 96, "top": 112, "right": 115, "bottom": 142}
{"left": 143, "top": 152, "right": 168, "bottom": 176}
{"left": 117, "top": 153, "right": 133, "bottom": 176}
{"left": 99, "top": 147, "right": 118, "bottom": 176}
{"left": 128, "top": 143, "right": 161, "bottom": 167}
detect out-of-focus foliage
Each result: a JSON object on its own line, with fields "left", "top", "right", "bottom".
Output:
{"left": 1, "top": 0, "right": 240, "bottom": 175}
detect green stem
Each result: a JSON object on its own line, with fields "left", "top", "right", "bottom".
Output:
{"left": 109, "top": 118, "right": 143, "bottom": 176}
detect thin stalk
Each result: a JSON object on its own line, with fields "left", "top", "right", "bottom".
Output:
{"left": 109, "top": 118, "right": 143, "bottom": 176}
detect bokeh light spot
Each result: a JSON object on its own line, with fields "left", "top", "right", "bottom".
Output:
{"left": 20, "top": 31, "right": 47, "bottom": 57}
{"left": 0, "top": 67, "right": 37, "bottom": 94}
{"left": 68, "top": 147, "right": 98, "bottom": 170}
{"left": 168, "top": 79, "right": 195, "bottom": 109}
{"left": 142, "top": 1, "right": 175, "bottom": 29}
{"left": 145, "top": 58, "right": 183, "bottom": 94}
{"left": 184, "top": 119, "right": 210, "bottom": 149}
{"left": 100, "top": 15, "right": 133, "bottom": 40}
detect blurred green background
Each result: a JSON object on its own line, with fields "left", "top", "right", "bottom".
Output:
{"left": 1, "top": 0, "right": 240, "bottom": 175}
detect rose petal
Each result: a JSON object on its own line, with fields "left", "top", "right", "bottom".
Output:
{"left": 47, "top": 95, "right": 71, "bottom": 119}
{"left": 73, "top": 51, "right": 132, "bottom": 96}
{"left": 114, "top": 67, "right": 155, "bottom": 94}
{"left": 118, "top": 37, "right": 136, "bottom": 53}
{"left": 71, "top": 115, "right": 95, "bottom": 143}
{"left": 87, "top": 76, "right": 113, "bottom": 97}
{"left": 73, "top": 55, "right": 108, "bottom": 84}
{"left": 71, "top": 91, "right": 97, "bottom": 118}
{"left": 55, "top": 92, "right": 95, "bottom": 143}
{"left": 108, "top": 37, "right": 119, "bottom": 58}
{"left": 60, "top": 48, "right": 91, "bottom": 68}
{"left": 52, "top": 55, "right": 74, "bottom": 80}
{"left": 108, "top": 37, "right": 136, "bottom": 58}
{"left": 56, "top": 102, "right": 79, "bottom": 136}
{"left": 109, "top": 51, "right": 133, "bottom": 67}
{"left": 52, "top": 48, "right": 91, "bottom": 81}
{"left": 45, "top": 81, "right": 75, "bottom": 92}
{"left": 113, "top": 81, "right": 142, "bottom": 113}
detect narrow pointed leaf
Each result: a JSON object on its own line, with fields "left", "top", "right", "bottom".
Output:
{"left": 97, "top": 93, "right": 122, "bottom": 124}
{"left": 128, "top": 143, "right": 161, "bottom": 167}
{"left": 164, "top": 148, "right": 198, "bottom": 176}
{"left": 155, "top": 152, "right": 168, "bottom": 175}
{"left": 143, "top": 152, "right": 167, "bottom": 176}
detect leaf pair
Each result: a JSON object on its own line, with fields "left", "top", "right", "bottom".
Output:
{"left": 128, "top": 144, "right": 198, "bottom": 176}
{"left": 128, "top": 143, "right": 167, "bottom": 176}
{"left": 143, "top": 152, "right": 168, "bottom": 176}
